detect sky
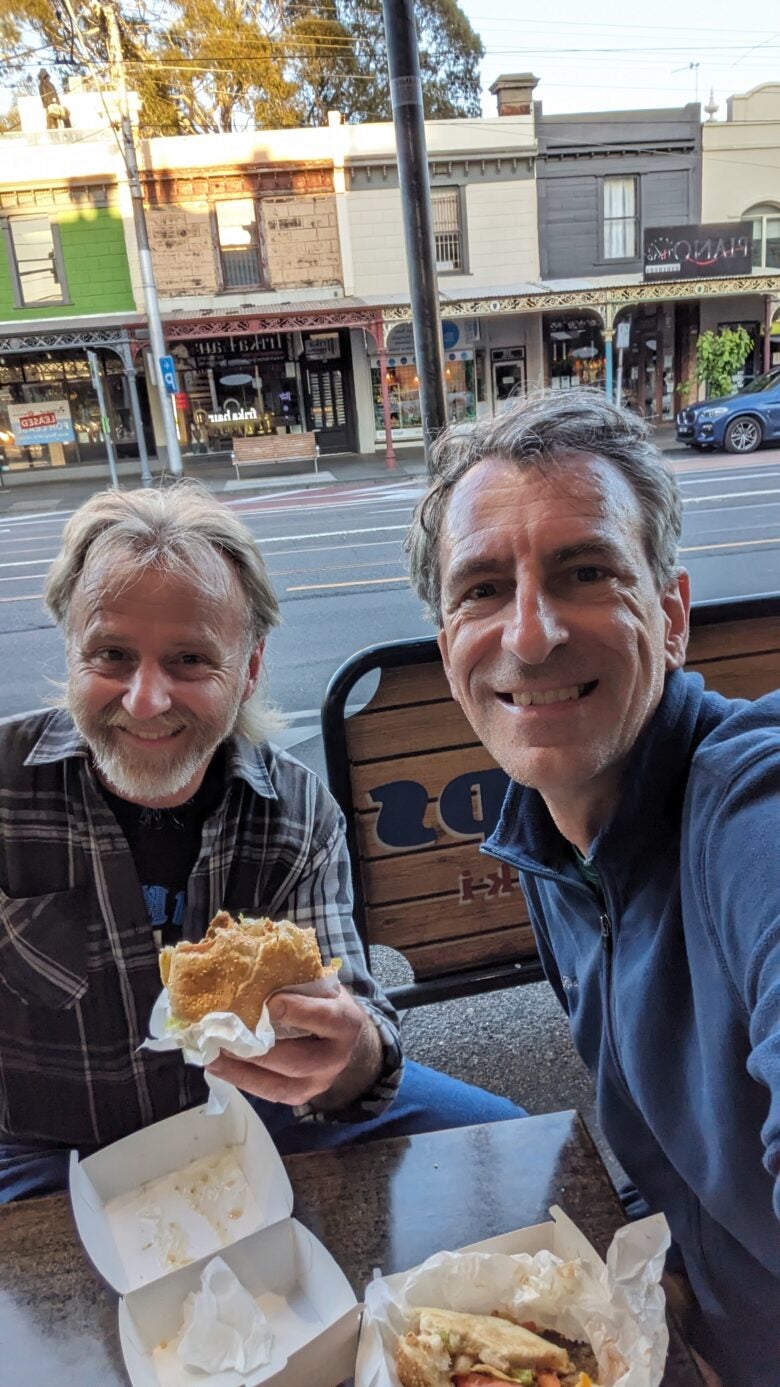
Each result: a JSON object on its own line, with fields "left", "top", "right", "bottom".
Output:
{"left": 459, "top": 0, "right": 780, "bottom": 120}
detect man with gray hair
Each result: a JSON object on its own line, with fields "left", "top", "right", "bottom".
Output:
{"left": 407, "top": 390, "right": 779, "bottom": 1385}
{"left": 0, "top": 481, "right": 521, "bottom": 1202}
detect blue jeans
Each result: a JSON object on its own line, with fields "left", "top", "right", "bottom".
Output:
{"left": 0, "top": 1061, "right": 525, "bottom": 1202}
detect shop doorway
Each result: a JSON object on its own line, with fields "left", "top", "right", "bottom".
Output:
{"left": 491, "top": 347, "right": 526, "bottom": 412}
{"left": 301, "top": 331, "right": 357, "bottom": 453}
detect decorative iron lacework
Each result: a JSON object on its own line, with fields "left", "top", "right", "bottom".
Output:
{"left": 0, "top": 327, "right": 135, "bottom": 355}
{"left": 164, "top": 307, "right": 383, "bottom": 338}
{"left": 381, "top": 274, "right": 780, "bottom": 326}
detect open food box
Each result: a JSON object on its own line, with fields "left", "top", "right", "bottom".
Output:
{"left": 69, "top": 1089, "right": 360, "bottom": 1387}
{"left": 354, "top": 1206, "right": 671, "bottom": 1387}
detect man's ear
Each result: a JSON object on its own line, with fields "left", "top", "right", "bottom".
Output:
{"left": 241, "top": 639, "right": 265, "bottom": 702}
{"left": 662, "top": 569, "right": 691, "bottom": 671}
{"left": 437, "top": 627, "right": 460, "bottom": 703}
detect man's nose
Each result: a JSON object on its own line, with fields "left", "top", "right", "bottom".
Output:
{"left": 502, "top": 585, "right": 569, "bottom": 665}
{"left": 121, "top": 661, "right": 173, "bottom": 720}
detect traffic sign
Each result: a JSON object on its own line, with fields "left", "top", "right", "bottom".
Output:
{"left": 159, "top": 355, "right": 179, "bottom": 394}
{"left": 616, "top": 320, "right": 631, "bottom": 351}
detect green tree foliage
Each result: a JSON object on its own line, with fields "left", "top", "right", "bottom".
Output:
{"left": 695, "top": 327, "right": 755, "bottom": 399}
{"left": 0, "top": 0, "right": 484, "bottom": 136}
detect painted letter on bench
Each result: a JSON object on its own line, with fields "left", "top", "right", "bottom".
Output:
{"left": 368, "top": 768, "right": 509, "bottom": 849}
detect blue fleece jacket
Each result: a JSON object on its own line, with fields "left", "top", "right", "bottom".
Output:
{"left": 483, "top": 669, "right": 780, "bottom": 1383}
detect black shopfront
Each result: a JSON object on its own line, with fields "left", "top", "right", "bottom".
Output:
{"left": 170, "top": 327, "right": 357, "bottom": 456}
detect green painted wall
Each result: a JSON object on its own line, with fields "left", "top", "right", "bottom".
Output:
{"left": 0, "top": 206, "right": 135, "bottom": 320}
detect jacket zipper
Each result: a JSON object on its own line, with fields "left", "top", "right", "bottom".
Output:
{"left": 591, "top": 876, "right": 631, "bottom": 1094}
{"left": 599, "top": 911, "right": 613, "bottom": 953}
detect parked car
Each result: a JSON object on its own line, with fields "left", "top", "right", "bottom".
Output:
{"left": 676, "top": 368, "right": 780, "bottom": 454}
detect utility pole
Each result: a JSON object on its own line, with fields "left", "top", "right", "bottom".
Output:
{"left": 381, "top": 0, "right": 447, "bottom": 472}
{"left": 101, "top": 0, "right": 182, "bottom": 477}
{"left": 87, "top": 349, "right": 119, "bottom": 487}
{"left": 62, "top": 0, "right": 181, "bottom": 479}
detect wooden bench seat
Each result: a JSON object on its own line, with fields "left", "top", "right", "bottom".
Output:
{"left": 232, "top": 431, "right": 319, "bottom": 479}
{"left": 322, "top": 594, "right": 780, "bottom": 1009}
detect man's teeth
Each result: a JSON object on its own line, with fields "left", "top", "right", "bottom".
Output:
{"left": 118, "top": 727, "right": 182, "bottom": 740}
{"left": 511, "top": 684, "right": 586, "bottom": 707}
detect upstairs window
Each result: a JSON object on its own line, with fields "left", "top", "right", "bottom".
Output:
{"left": 744, "top": 204, "right": 780, "bottom": 270}
{"left": 432, "top": 188, "right": 464, "bottom": 272}
{"left": 214, "top": 199, "right": 264, "bottom": 289}
{"left": 4, "top": 216, "right": 67, "bottom": 306}
{"left": 603, "top": 176, "right": 638, "bottom": 260}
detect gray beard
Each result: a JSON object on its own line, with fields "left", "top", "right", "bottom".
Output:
{"left": 67, "top": 690, "right": 243, "bottom": 804}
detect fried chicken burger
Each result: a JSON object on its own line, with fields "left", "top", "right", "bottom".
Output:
{"left": 158, "top": 910, "right": 337, "bottom": 1030}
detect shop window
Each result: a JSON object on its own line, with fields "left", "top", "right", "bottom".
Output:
{"left": 744, "top": 204, "right": 780, "bottom": 270}
{"left": 602, "top": 177, "right": 638, "bottom": 261}
{"left": 3, "top": 216, "right": 68, "bottom": 307}
{"left": 214, "top": 199, "right": 264, "bottom": 289}
{"left": 371, "top": 355, "right": 475, "bottom": 436}
{"left": 432, "top": 189, "right": 464, "bottom": 273}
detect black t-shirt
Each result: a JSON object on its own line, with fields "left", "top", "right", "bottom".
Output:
{"left": 100, "top": 750, "right": 226, "bottom": 948}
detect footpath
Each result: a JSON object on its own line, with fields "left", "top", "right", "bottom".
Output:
{"left": 0, "top": 424, "right": 776, "bottom": 517}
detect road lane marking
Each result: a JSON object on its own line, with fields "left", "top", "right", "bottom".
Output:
{"left": 286, "top": 576, "right": 411, "bottom": 592}
{"left": 0, "top": 557, "right": 58, "bottom": 569}
{"left": 683, "top": 488, "right": 780, "bottom": 504}
{"left": 251, "top": 524, "right": 409, "bottom": 543}
{"left": 680, "top": 535, "right": 780, "bottom": 553}
{"left": 0, "top": 593, "right": 45, "bottom": 602}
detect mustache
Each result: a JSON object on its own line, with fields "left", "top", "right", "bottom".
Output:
{"left": 100, "top": 709, "right": 188, "bottom": 733}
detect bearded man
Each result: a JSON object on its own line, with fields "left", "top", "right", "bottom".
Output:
{"left": 0, "top": 482, "right": 521, "bottom": 1201}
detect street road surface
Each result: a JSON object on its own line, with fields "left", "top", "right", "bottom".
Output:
{"left": 1, "top": 459, "right": 778, "bottom": 777}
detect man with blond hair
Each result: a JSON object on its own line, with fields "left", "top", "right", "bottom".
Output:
{"left": 0, "top": 481, "right": 521, "bottom": 1201}
{"left": 406, "top": 389, "right": 780, "bottom": 1385}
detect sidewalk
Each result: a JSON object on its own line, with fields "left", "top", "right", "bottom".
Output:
{"left": 0, "top": 445, "right": 430, "bottom": 515}
{"left": 0, "top": 424, "right": 769, "bottom": 515}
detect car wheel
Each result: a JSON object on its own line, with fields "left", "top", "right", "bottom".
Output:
{"left": 724, "top": 416, "right": 762, "bottom": 454}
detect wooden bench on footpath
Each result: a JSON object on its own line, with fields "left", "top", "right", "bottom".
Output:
{"left": 321, "top": 593, "right": 780, "bottom": 1010}
{"left": 232, "top": 431, "right": 319, "bottom": 479}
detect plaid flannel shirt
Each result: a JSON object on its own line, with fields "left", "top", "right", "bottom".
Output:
{"left": 0, "top": 710, "right": 402, "bottom": 1149}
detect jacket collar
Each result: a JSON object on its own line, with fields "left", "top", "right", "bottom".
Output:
{"left": 484, "top": 669, "right": 708, "bottom": 883}
{"left": 24, "top": 710, "right": 277, "bottom": 801}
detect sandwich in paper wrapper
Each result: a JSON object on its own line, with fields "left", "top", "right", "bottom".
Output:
{"left": 142, "top": 911, "right": 341, "bottom": 1079}
{"left": 355, "top": 1207, "right": 671, "bottom": 1387}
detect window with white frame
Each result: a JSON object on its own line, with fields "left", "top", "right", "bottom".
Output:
{"left": 214, "top": 199, "right": 264, "bottom": 289}
{"left": 4, "top": 216, "right": 67, "bottom": 306}
{"left": 744, "top": 203, "right": 780, "bottom": 270}
{"left": 432, "top": 188, "right": 463, "bottom": 272}
{"left": 603, "top": 176, "right": 638, "bottom": 260}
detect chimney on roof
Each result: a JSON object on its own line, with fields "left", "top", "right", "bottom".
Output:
{"left": 489, "top": 73, "right": 539, "bottom": 116}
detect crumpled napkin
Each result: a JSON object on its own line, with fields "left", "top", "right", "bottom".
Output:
{"left": 177, "top": 1256, "right": 273, "bottom": 1375}
{"left": 140, "top": 971, "right": 342, "bottom": 1113}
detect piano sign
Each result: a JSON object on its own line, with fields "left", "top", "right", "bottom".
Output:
{"left": 643, "top": 223, "right": 752, "bottom": 281}
{"left": 8, "top": 399, "right": 75, "bottom": 447}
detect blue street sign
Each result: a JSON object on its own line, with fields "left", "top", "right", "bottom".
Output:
{"left": 159, "top": 355, "right": 179, "bottom": 394}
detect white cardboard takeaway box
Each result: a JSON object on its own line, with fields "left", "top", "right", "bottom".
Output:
{"left": 69, "top": 1089, "right": 360, "bottom": 1387}
{"left": 355, "top": 1206, "right": 671, "bottom": 1387}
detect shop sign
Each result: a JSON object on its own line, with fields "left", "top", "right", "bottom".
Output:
{"left": 387, "top": 318, "right": 478, "bottom": 355}
{"left": 304, "top": 333, "right": 340, "bottom": 361}
{"left": 643, "top": 223, "right": 752, "bottom": 281}
{"left": 189, "top": 335, "right": 285, "bottom": 359}
{"left": 8, "top": 399, "right": 74, "bottom": 446}
{"left": 207, "top": 405, "right": 258, "bottom": 424}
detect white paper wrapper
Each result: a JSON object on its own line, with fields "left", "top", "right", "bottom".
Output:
{"left": 140, "top": 973, "right": 342, "bottom": 1113}
{"left": 355, "top": 1212, "right": 670, "bottom": 1387}
{"left": 175, "top": 1256, "right": 274, "bottom": 1375}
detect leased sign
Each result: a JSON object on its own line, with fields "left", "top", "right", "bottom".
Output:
{"left": 643, "top": 223, "right": 752, "bottom": 281}
{"left": 8, "top": 399, "right": 75, "bottom": 447}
